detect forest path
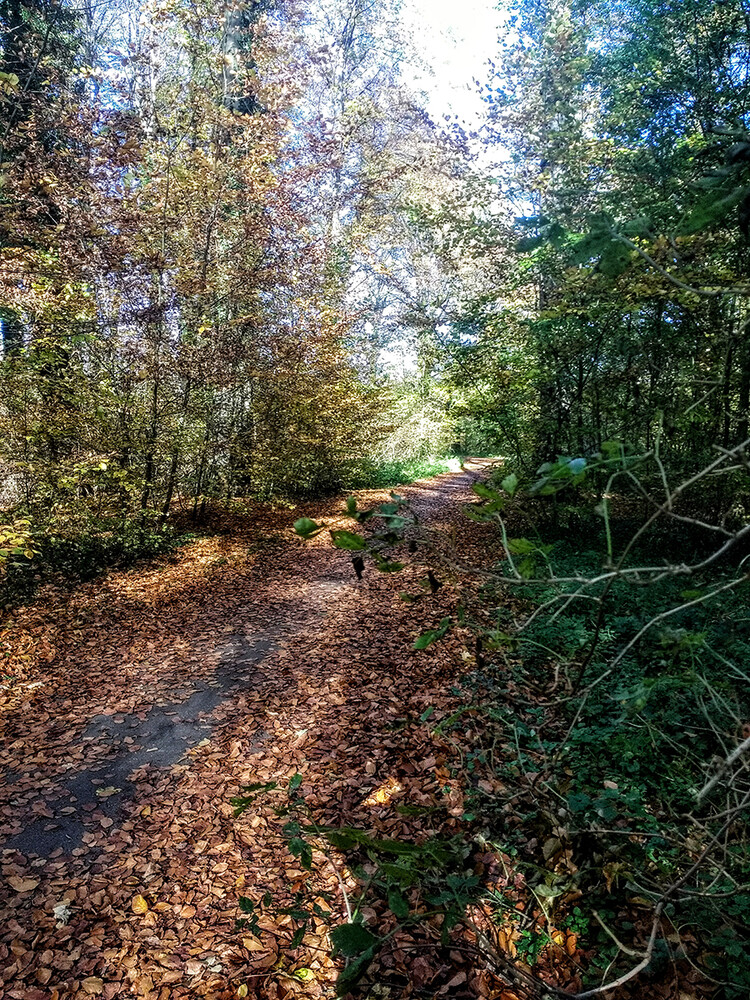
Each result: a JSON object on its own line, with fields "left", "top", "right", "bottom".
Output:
{"left": 0, "top": 460, "right": 499, "bottom": 1000}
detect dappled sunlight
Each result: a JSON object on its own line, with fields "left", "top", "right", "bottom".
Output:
{"left": 363, "top": 776, "right": 404, "bottom": 807}
{"left": 1, "top": 456, "right": 619, "bottom": 997}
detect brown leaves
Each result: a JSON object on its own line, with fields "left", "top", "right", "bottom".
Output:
{"left": 6, "top": 876, "right": 39, "bottom": 893}
{"left": 0, "top": 471, "right": 537, "bottom": 999}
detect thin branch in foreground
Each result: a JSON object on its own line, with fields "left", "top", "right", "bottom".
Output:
{"left": 696, "top": 734, "right": 750, "bottom": 806}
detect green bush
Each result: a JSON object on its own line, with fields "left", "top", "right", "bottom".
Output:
{"left": 0, "top": 520, "right": 187, "bottom": 610}
{"left": 343, "top": 457, "right": 453, "bottom": 490}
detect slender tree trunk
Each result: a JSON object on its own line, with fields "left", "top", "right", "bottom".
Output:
{"left": 159, "top": 378, "right": 191, "bottom": 527}
{"left": 722, "top": 341, "right": 734, "bottom": 450}
{"left": 140, "top": 376, "right": 159, "bottom": 514}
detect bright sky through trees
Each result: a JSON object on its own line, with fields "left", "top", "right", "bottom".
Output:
{"left": 401, "top": 0, "right": 506, "bottom": 125}
{"left": 3, "top": 1, "right": 750, "bottom": 995}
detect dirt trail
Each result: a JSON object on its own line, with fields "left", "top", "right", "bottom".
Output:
{"left": 0, "top": 461, "right": 497, "bottom": 1000}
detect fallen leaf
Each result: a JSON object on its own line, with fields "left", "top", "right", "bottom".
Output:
{"left": 7, "top": 876, "right": 39, "bottom": 892}
{"left": 242, "top": 935, "right": 265, "bottom": 952}
{"left": 131, "top": 894, "right": 149, "bottom": 914}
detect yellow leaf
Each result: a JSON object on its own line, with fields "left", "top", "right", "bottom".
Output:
{"left": 131, "top": 894, "right": 149, "bottom": 915}
{"left": 237, "top": 986, "right": 248, "bottom": 997}
{"left": 95, "top": 786, "right": 121, "bottom": 798}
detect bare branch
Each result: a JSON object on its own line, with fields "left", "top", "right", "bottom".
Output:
{"left": 696, "top": 734, "right": 750, "bottom": 806}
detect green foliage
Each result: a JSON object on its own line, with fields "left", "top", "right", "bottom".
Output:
{"left": 343, "top": 457, "right": 453, "bottom": 490}
{"left": 232, "top": 777, "right": 481, "bottom": 996}
{"left": 329, "top": 529, "right": 367, "bottom": 551}
{"left": 413, "top": 616, "right": 452, "bottom": 649}
{"left": 330, "top": 922, "right": 379, "bottom": 957}
{"left": 0, "top": 519, "right": 36, "bottom": 568}
{"left": 293, "top": 518, "right": 322, "bottom": 540}
{"left": 447, "top": 438, "right": 750, "bottom": 992}
{"left": 0, "top": 517, "right": 186, "bottom": 610}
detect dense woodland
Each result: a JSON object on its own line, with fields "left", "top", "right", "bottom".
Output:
{"left": 2, "top": 0, "right": 750, "bottom": 997}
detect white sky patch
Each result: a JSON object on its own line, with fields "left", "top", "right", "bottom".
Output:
{"left": 400, "top": 0, "right": 507, "bottom": 127}
{"left": 375, "top": 2, "right": 508, "bottom": 379}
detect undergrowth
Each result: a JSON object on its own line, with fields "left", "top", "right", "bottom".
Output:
{"left": 456, "top": 552, "right": 750, "bottom": 998}
{"left": 0, "top": 518, "right": 187, "bottom": 611}
{"left": 342, "top": 456, "right": 456, "bottom": 490}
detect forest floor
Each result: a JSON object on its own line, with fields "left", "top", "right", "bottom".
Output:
{"left": 0, "top": 462, "right": 706, "bottom": 1000}
{"left": 0, "top": 460, "right": 523, "bottom": 1000}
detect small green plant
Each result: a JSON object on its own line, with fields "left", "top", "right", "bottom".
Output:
{"left": 232, "top": 775, "right": 484, "bottom": 996}
{"left": 286, "top": 443, "right": 750, "bottom": 995}
{"left": 344, "top": 457, "right": 454, "bottom": 490}
{"left": 0, "top": 516, "right": 189, "bottom": 610}
{"left": 0, "top": 519, "right": 37, "bottom": 570}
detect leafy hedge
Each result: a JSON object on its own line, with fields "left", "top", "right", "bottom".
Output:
{"left": 0, "top": 521, "right": 186, "bottom": 611}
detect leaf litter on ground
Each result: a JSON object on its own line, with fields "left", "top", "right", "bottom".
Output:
{"left": 0, "top": 462, "right": 693, "bottom": 999}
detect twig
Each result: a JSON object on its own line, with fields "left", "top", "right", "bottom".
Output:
{"left": 696, "top": 734, "right": 750, "bottom": 805}
{"left": 592, "top": 910, "right": 646, "bottom": 958}
{"left": 569, "top": 905, "right": 663, "bottom": 999}
{"left": 608, "top": 574, "right": 750, "bottom": 673}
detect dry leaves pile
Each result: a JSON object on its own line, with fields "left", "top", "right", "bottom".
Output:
{"left": 0, "top": 464, "right": 685, "bottom": 1000}
{"left": 0, "top": 467, "right": 502, "bottom": 999}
